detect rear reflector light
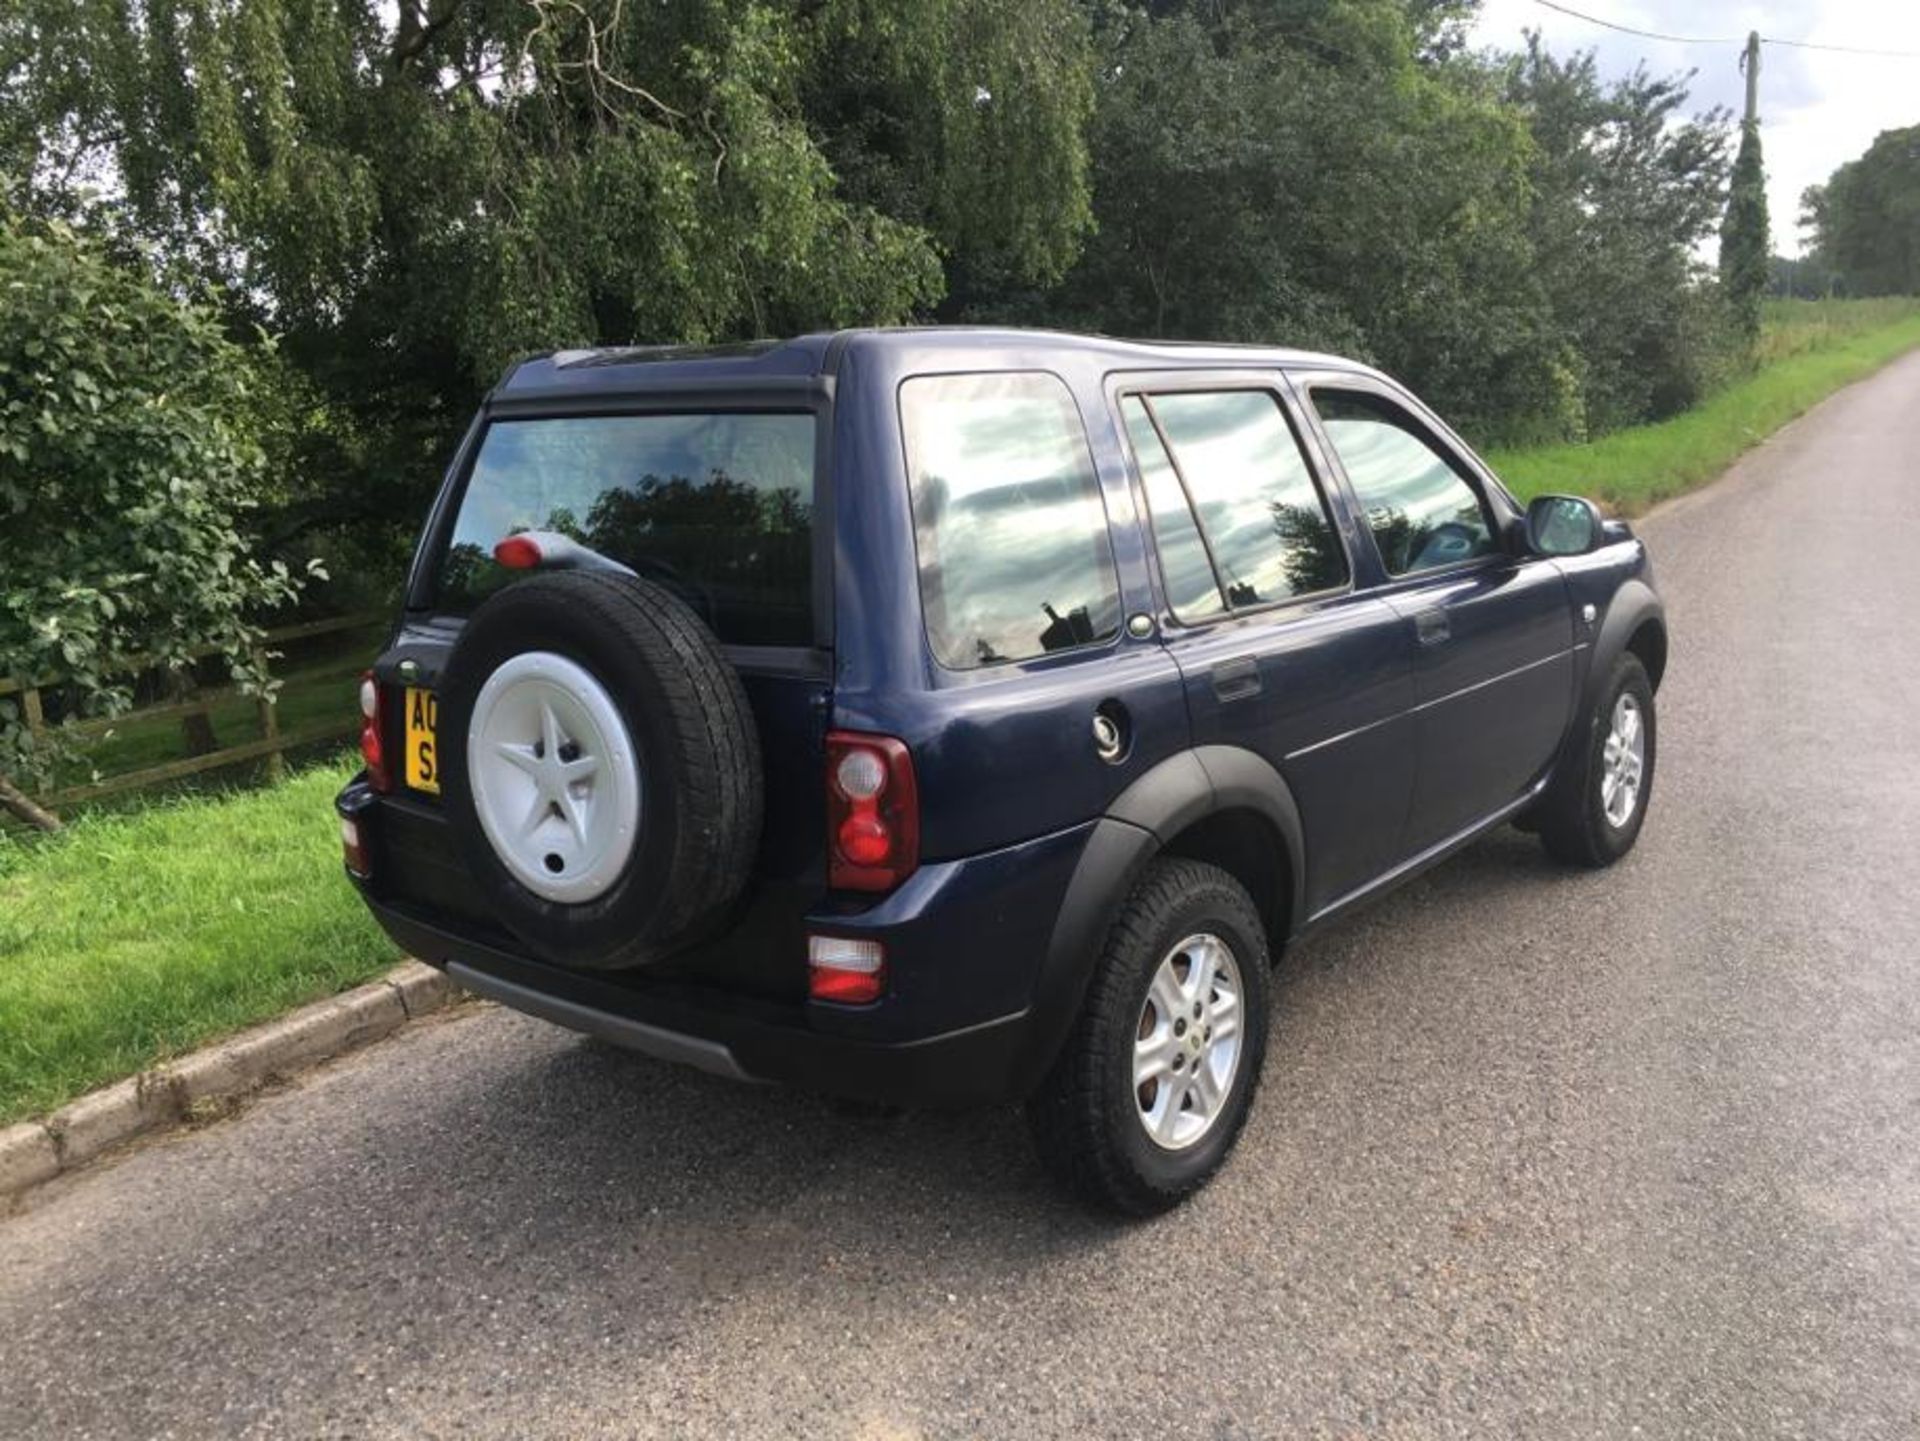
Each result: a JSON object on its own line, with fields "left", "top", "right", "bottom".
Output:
{"left": 358, "top": 669, "right": 390, "bottom": 792}
{"left": 826, "top": 731, "right": 918, "bottom": 891}
{"left": 494, "top": 533, "right": 543, "bottom": 569}
{"left": 341, "top": 816, "right": 370, "bottom": 878}
{"left": 808, "top": 936, "right": 886, "bottom": 1004}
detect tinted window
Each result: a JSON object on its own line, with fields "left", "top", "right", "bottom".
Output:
{"left": 1121, "top": 397, "right": 1227, "bottom": 622}
{"left": 1313, "top": 392, "right": 1496, "bottom": 576}
{"left": 437, "top": 413, "right": 815, "bottom": 645}
{"left": 1144, "top": 390, "right": 1348, "bottom": 608}
{"left": 901, "top": 373, "right": 1121, "bottom": 669}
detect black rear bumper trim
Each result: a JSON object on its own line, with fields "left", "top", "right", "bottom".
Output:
{"left": 446, "top": 961, "right": 758, "bottom": 1083}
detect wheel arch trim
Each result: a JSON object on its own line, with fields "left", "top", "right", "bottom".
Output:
{"left": 1012, "top": 746, "right": 1304, "bottom": 1097}
{"left": 1587, "top": 580, "right": 1666, "bottom": 708}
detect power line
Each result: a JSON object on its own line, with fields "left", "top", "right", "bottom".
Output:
{"left": 1765, "top": 34, "right": 1920, "bottom": 60}
{"left": 1527, "top": 0, "right": 1735, "bottom": 47}
{"left": 1527, "top": 0, "right": 1920, "bottom": 59}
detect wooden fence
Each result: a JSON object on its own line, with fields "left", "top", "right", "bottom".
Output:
{"left": 2, "top": 611, "right": 385, "bottom": 812}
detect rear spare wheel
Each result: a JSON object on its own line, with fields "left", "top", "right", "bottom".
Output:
{"left": 436, "top": 569, "right": 763, "bottom": 970}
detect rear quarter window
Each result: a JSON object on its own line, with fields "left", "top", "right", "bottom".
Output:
{"left": 435, "top": 412, "right": 816, "bottom": 647}
{"left": 899, "top": 372, "right": 1122, "bottom": 670}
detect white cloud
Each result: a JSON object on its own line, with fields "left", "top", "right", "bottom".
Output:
{"left": 1472, "top": 0, "right": 1920, "bottom": 253}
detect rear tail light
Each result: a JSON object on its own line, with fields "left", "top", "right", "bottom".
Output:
{"left": 808, "top": 935, "right": 887, "bottom": 1004}
{"left": 826, "top": 731, "right": 917, "bottom": 891}
{"left": 340, "top": 815, "right": 370, "bottom": 878}
{"left": 359, "top": 670, "right": 390, "bottom": 792}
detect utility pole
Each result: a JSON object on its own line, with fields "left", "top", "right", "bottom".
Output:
{"left": 1721, "top": 29, "right": 1770, "bottom": 337}
{"left": 1741, "top": 30, "right": 1761, "bottom": 127}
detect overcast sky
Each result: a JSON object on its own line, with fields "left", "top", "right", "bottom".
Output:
{"left": 1470, "top": 1, "right": 1920, "bottom": 255}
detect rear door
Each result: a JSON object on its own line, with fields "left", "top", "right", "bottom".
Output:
{"left": 1109, "top": 372, "right": 1418, "bottom": 918}
{"left": 1301, "top": 381, "right": 1574, "bottom": 853}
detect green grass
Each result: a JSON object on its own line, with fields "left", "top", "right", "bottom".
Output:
{"left": 0, "top": 758, "right": 399, "bottom": 1125}
{"left": 1487, "top": 299, "right": 1920, "bottom": 513}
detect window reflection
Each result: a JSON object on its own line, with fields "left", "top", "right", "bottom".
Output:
{"left": 1313, "top": 393, "right": 1495, "bottom": 576}
{"left": 1122, "top": 398, "right": 1227, "bottom": 622}
{"left": 1146, "top": 391, "right": 1348, "bottom": 606}
{"left": 901, "top": 373, "right": 1121, "bottom": 669}
{"left": 436, "top": 413, "right": 816, "bottom": 646}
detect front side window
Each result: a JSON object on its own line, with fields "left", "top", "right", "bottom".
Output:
{"left": 900, "top": 372, "right": 1122, "bottom": 669}
{"left": 1125, "top": 389, "right": 1348, "bottom": 611}
{"left": 1312, "top": 391, "right": 1496, "bottom": 576}
{"left": 435, "top": 412, "right": 816, "bottom": 646}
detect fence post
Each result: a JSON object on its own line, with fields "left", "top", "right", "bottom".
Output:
{"left": 3, "top": 684, "right": 62, "bottom": 830}
{"left": 20, "top": 685, "right": 50, "bottom": 801}
{"left": 254, "top": 649, "right": 285, "bottom": 783}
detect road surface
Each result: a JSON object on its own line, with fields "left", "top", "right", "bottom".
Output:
{"left": 5, "top": 352, "right": 1920, "bottom": 1439}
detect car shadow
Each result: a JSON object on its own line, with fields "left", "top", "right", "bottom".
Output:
{"left": 420, "top": 822, "right": 1572, "bottom": 1255}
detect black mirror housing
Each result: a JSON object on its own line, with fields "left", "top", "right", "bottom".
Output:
{"left": 1525, "top": 494, "right": 1604, "bottom": 557}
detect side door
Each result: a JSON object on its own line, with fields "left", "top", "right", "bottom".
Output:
{"left": 1299, "top": 378, "right": 1575, "bottom": 854}
{"left": 1109, "top": 372, "right": 1418, "bottom": 920}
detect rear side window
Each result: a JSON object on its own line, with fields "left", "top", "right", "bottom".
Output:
{"left": 1122, "top": 389, "right": 1347, "bottom": 612}
{"left": 435, "top": 412, "right": 816, "bottom": 646}
{"left": 1120, "top": 398, "right": 1226, "bottom": 623}
{"left": 1311, "top": 391, "right": 1496, "bottom": 576}
{"left": 900, "top": 373, "right": 1122, "bottom": 670}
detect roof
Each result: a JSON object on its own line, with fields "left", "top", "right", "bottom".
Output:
{"left": 492, "top": 327, "right": 1368, "bottom": 401}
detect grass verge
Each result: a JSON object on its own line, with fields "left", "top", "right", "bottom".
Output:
{"left": 0, "top": 758, "right": 398, "bottom": 1125}
{"left": 1487, "top": 301, "right": 1920, "bottom": 513}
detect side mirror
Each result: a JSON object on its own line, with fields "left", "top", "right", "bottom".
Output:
{"left": 1525, "top": 494, "right": 1604, "bottom": 557}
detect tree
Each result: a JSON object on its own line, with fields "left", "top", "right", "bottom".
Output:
{"left": 0, "top": 218, "right": 308, "bottom": 827}
{"left": 0, "top": 0, "right": 1095, "bottom": 572}
{"left": 1802, "top": 125, "right": 1920, "bottom": 296}
{"left": 1505, "top": 39, "right": 1732, "bottom": 435}
{"left": 1031, "top": 2, "right": 1562, "bottom": 441}
{"left": 1719, "top": 115, "right": 1771, "bottom": 343}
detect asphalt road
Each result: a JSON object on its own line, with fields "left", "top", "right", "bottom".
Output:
{"left": 6, "top": 354, "right": 1920, "bottom": 1440}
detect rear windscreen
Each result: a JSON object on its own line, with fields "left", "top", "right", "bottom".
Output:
{"left": 435, "top": 412, "right": 817, "bottom": 646}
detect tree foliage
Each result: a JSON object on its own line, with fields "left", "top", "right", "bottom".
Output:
{"left": 1505, "top": 38, "right": 1733, "bottom": 435}
{"left": 1027, "top": 8, "right": 1730, "bottom": 444}
{"left": 0, "top": 218, "right": 308, "bottom": 791}
{"left": 1802, "top": 125, "right": 1920, "bottom": 297}
{"left": 1719, "top": 117, "right": 1770, "bottom": 342}
{"left": 1, "top": 0, "right": 1096, "bottom": 575}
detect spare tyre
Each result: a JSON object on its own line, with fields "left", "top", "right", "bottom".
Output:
{"left": 435, "top": 568, "right": 763, "bottom": 971}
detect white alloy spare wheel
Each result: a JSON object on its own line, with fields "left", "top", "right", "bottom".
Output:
{"left": 435, "top": 569, "right": 763, "bottom": 971}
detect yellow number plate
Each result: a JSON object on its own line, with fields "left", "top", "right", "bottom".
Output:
{"left": 404, "top": 687, "right": 440, "bottom": 795}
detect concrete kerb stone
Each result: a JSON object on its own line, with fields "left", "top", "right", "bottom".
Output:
{"left": 1, "top": 960, "right": 464, "bottom": 1208}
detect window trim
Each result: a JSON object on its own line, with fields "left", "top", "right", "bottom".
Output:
{"left": 895, "top": 368, "right": 1127, "bottom": 675}
{"left": 1300, "top": 377, "right": 1517, "bottom": 590}
{"left": 1108, "top": 372, "right": 1357, "bottom": 628}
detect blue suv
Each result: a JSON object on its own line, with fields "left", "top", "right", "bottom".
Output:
{"left": 337, "top": 328, "right": 1667, "bottom": 1213}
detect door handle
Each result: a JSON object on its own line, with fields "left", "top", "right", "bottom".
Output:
{"left": 1413, "top": 608, "right": 1450, "bottom": 647}
{"left": 1211, "top": 657, "right": 1262, "bottom": 702}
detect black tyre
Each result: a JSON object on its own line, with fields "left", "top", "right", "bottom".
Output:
{"left": 1537, "top": 652, "right": 1656, "bottom": 868}
{"left": 437, "top": 569, "right": 762, "bottom": 971}
{"left": 1027, "top": 858, "right": 1271, "bottom": 1216}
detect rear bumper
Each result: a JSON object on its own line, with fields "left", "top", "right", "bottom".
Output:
{"left": 361, "top": 895, "right": 1038, "bottom": 1107}
{"left": 338, "top": 778, "right": 1089, "bottom": 1108}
